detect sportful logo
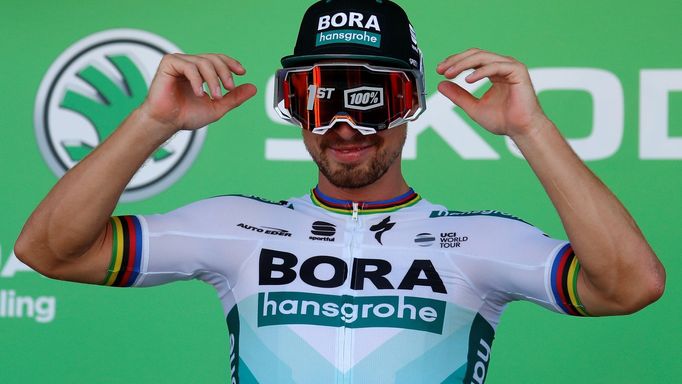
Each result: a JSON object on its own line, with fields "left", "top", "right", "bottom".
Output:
{"left": 316, "top": 12, "right": 381, "bottom": 48}
{"left": 309, "top": 221, "right": 336, "bottom": 242}
{"left": 34, "top": 29, "right": 207, "bottom": 202}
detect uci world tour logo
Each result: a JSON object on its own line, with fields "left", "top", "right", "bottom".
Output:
{"left": 34, "top": 29, "right": 207, "bottom": 201}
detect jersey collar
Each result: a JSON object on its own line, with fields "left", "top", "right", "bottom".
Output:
{"left": 310, "top": 186, "right": 421, "bottom": 215}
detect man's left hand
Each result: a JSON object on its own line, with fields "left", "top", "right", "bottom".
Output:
{"left": 436, "top": 48, "right": 547, "bottom": 139}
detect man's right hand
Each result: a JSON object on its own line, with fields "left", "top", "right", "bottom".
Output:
{"left": 15, "top": 53, "right": 257, "bottom": 284}
{"left": 139, "top": 53, "right": 257, "bottom": 135}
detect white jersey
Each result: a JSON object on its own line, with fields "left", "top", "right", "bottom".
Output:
{"left": 103, "top": 188, "right": 587, "bottom": 383}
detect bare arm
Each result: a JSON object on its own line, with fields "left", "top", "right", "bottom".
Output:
{"left": 15, "top": 53, "right": 257, "bottom": 283}
{"left": 437, "top": 48, "right": 665, "bottom": 315}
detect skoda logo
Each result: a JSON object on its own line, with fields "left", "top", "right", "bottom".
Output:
{"left": 34, "top": 29, "right": 207, "bottom": 202}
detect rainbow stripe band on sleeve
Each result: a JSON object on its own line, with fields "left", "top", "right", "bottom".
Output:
{"left": 550, "top": 243, "right": 590, "bottom": 316}
{"left": 103, "top": 216, "right": 143, "bottom": 287}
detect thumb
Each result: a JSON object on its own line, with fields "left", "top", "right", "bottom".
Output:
{"left": 214, "top": 83, "right": 258, "bottom": 116}
{"left": 438, "top": 81, "right": 478, "bottom": 114}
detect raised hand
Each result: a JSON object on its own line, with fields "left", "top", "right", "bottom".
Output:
{"left": 139, "top": 53, "right": 257, "bottom": 134}
{"left": 436, "top": 48, "right": 665, "bottom": 317}
{"left": 436, "top": 48, "right": 547, "bottom": 138}
{"left": 14, "top": 53, "right": 259, "bottom": 284}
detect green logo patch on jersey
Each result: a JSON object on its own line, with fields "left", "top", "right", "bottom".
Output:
{"left": 258, "top": 291, "right": 446, "bottom": 334}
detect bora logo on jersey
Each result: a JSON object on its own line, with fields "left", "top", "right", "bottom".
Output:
{"left": 257, "top": 248, "right": 448, "bottom": 334}
{"left": 34, "top": 29, "right": 207, "bottom": 201}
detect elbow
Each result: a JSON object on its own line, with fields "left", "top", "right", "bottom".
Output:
{"left": 588, "top": 254, "right": 666, "bottom": 316}
{"left": 638, "top": 263, "right": 666, "bottom": 309}
{"left": 614, "top": 262, "right": 666, "bottom": 315}
{"left": 621, "top": 281, "right": 665, "bottom": 315}
{"left": 14, "top": 232, "right": 62, "bottom": 280}
{"left": 14, "top": 233, "right": 35, "bottom": 268}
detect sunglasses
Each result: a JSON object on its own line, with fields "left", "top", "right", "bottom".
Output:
{"left": 274, "top": 63, "right": 426, "bottom": 135}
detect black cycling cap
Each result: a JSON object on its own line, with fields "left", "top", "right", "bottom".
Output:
{"left": 281, "top": 0, "right": 424, "bottom": 72}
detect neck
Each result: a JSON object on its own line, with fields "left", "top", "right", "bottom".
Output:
{"left": 316, "top": 158, "right": 409, "bottom": 202}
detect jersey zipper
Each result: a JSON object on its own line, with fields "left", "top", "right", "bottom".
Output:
{"left": 340, "top": 202, "right": 361, "bottom": 383}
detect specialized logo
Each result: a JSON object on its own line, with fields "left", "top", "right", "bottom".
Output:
{"left": 370, "top": 216, "right": 395, "bottom": 245}
{"left": 34, "top": 29, "right": 207, "bottom": 202}
{"left": 440, "top": 232, "right": 469, "bottom": 248}
{"left": 257, "top": 249, "right": 447, "bottom": 334}
{"left": 237, "top": 223, "right": 292, "bottom": 237}
{"left": 414, "top": 233, "right": 436, "bottom": 247}
{"left": 309, "top": 221, "right": 336, "bottom": 242}
{"left": 316, "top": 12, "right": 381, "bottom": 48}
{"left": 344, "top": 86, "right": 384, "bottom": 111}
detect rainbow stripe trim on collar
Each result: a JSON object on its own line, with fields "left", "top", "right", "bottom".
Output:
{"left": 311, "top": 186, "right": 421, "bottom": 215}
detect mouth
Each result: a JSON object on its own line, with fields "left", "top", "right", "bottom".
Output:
{"left": 326, "top": 143, "right": 376, "bottom": 163}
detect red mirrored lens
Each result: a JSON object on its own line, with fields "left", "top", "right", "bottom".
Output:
{"left": 282, "top": 65, "right": 419, "bottom": 131}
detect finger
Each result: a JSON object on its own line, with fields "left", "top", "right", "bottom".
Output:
{"left": 215, "top": 54, "right": 247, "bottom": 76}
{"left": 437, "top": 48, "right": 483, "bottom": 74}
{"left": 440, "top": 51, "right": 515, "bottom": 79}
{"left": 442, "top": 51, "right": 514, "bottom": 79}
{"left": 438, "top": 81, "right": 478, "bottom": 114}
{"left": 200, "top": 54, "right": 236, "bottom": 90}
{"left": 441, "top": 48, "right": 515, "bottom": 68}
{"left": 213, "top": 83, "right": 258, "bottom": 115}
{"left": 180, "top": 55, "right": 224, "bottom": 99}
{"left": 465, "top": 62, "right": 515, "bottom": 83}
{"left": 466, "top": 61, "right": 528, "bottom": 84}
{"left": 164, "top": 56, "right": 205, "bottom": 97}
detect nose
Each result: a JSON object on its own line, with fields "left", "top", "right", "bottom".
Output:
{"left": 332, "top": 122, "right": 360, "bottom": 140}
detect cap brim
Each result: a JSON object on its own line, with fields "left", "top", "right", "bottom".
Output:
{"left": 281, "top": 54, "right": 411, "bottom": 69}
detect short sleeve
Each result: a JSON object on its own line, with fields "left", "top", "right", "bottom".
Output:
{"left": 456, "top": 216, "right": 590, "bottom": 317}
{"left": 493, "top": 223, "right": 589, "bottom": 317}
{"left": 100, "top": 198, "right": 261, "bottom": 289}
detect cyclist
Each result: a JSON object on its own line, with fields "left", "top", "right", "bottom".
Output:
{"left": 16, "top": 1, "right": 665, "bottom": 382}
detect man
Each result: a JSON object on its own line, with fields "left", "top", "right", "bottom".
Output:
{"left": 16, "top": 0, "right": 665, "bottom": 383}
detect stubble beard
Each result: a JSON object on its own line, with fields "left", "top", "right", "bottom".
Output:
{"left": 304, "top": 130, "right": 406, "bottom": 189}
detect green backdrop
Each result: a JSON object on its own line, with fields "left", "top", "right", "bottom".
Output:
{"left": 1, "top": 0, "right": 680, "bottom": 382}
